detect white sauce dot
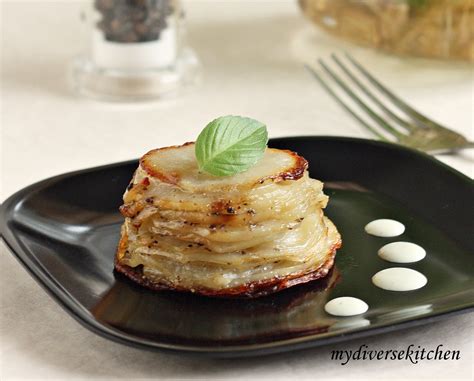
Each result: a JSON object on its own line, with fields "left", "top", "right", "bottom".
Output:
{"left": 324, "top": 297, "right": 369, "bottom": 317}
{"left": 378, "top": 241, "right": 426, "bottom": 263}
{"left": 372, "top": 268, "right": 427, "bottom": 291}
{"left": 365, "top": 219, "right": 405, "bottom": 237}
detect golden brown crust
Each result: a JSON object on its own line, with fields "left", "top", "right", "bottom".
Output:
{"left": 116, "top": 227, "right": 128, "bottom": 262}
{"left": 139, "top": 142, "right": 309, "bottom": 187}
{"left": 119, "top": 176, "right": 152, "bottom": 217}
{"left": 114, "top": 239, "right": 341, "bottom": 298}
{"left": 139, "top": 142, "right": 194, "bottom": 185}
{"left": 257, "top": 149, "right": 308, "bottom": 184}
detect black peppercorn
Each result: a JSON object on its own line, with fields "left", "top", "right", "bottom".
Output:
{"left": 94, "top": 0, "right": 174, "bottom": 43}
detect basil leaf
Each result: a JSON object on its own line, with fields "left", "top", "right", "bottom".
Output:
{"left": 195, "top": 115, "right": 268, "bottom": 177}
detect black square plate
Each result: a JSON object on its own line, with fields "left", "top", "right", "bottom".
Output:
{"left": 1, "top": 137, "right": 473, "bottom": 357}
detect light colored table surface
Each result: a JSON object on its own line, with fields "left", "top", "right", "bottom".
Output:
{"left": 1, "top": 1, "right": 473, "bottom": 380}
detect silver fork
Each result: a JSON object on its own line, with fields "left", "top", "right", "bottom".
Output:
{"left": 305, "top": 53, "right": 474, "bottom": 154}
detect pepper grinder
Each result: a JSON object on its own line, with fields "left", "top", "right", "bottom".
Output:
{"left": 72, "top": 0, "right": 200, "bottom": 101}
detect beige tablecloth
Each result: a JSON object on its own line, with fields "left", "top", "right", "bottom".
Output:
{"left": 1, "top": 1, "right": 473, "bottom": 380}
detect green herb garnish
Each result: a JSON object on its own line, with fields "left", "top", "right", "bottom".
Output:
{"left": 195, "top": 115, "right": 268, "bottom": 177}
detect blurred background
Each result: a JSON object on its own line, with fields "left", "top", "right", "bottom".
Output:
{"left": 2, "top": 1, "right": 473, "bottom": 203}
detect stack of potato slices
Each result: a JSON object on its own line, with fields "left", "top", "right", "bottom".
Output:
{"left": 116, "top": 143, "right": 341, "bottom": 297}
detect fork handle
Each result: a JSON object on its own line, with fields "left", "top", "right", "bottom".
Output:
{"left": 461, "top": 142, "right": 474, "bottom": 150}
{"left": 429, "top": 142, "right": 474, "bottom": 155}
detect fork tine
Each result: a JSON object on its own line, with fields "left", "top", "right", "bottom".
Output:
{"left": 331, "top": 54, "right": 415, "bottom": 132}
{"left": 317, "top": 59, "right": 403, "bottom": 139}
{"left": 345, "top": 53, "right": 442, "bottom": 129}
{"left": 304, "top": 65, "right": 387, "bottom": 141}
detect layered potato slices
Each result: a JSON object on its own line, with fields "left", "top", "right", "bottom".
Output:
{"left": 115, "top": 142, "right": 341, "bottom": 297}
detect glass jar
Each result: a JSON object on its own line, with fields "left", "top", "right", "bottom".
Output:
{"left": 299, "top": 0, "right": 473, "bottom": 62}
{"left": 72, "top": 0, "right": 200, "bottom": 101}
